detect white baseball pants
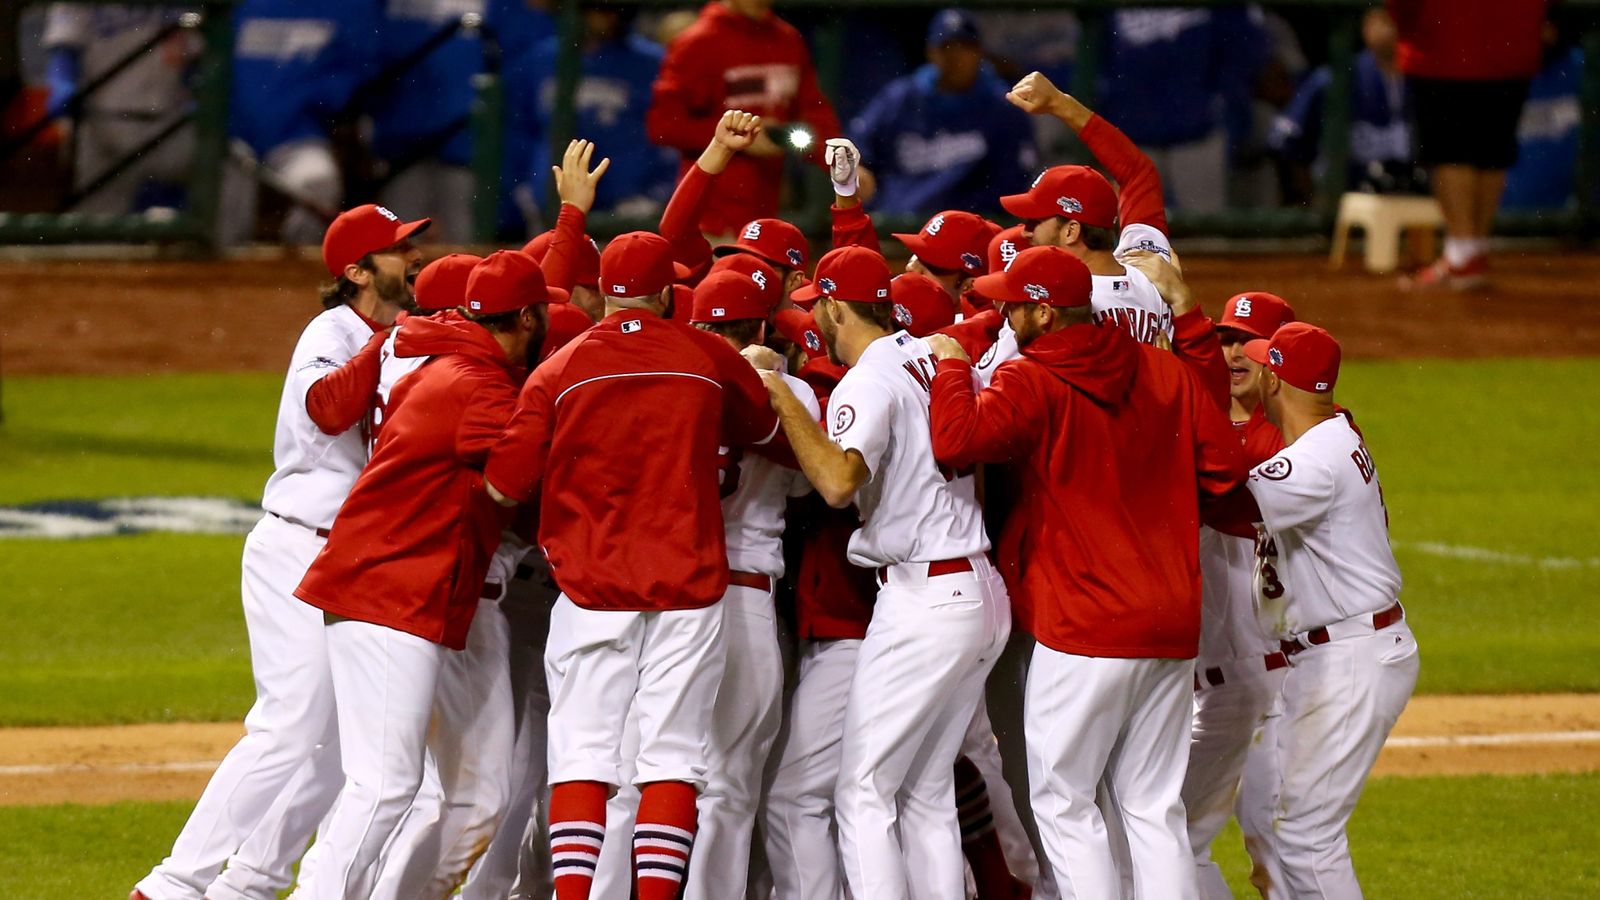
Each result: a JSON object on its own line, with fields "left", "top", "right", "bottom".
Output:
{"left": 545, "top": 595, "right": 725, "bottom": 788}
{"left": 295, "top": 620, "right": 445, "bottom": 900}
{"left": 1268, "top": 624, "right": 1419, "bottom": 899}
{"left": 763, "top": 637, "right": 861, "bottom": 900}
{"left": 204, "top": 747, "right": 343, "bottom": 900}
{"left": 1025, "top": 650, "right": 1199, "bottom": 900}
{"left": 1237, "top": 689, "right": 1287, "bottom": 898}
{"left": 835, "top": 558, "right": 1010, "bottom": 900}
{"left": 1184, "top": 657, "right": 1286, "bottom": 900}
{"left": 137, "top": 514, "right": 335, "bottom": 900}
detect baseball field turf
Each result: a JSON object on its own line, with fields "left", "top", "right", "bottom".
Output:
{"left": 1, "top": 359, "right": 1597, "bottom": 896}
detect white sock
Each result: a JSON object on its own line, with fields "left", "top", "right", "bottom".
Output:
{"left": 1443, "top": 238, "right": 1475, "bottom": 269}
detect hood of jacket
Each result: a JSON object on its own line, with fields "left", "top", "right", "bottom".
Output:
{"left": 394, "top": 311, "right": 516, "bottom": 374}
{"left": 1019, "top": 321, "right": 1139, "bottom": 407}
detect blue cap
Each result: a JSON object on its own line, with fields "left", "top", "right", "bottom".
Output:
{"left": 927, "top": 8, "right": 981, "bottom": 47}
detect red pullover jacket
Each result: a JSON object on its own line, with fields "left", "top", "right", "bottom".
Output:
{"left": 485, "top": 309, "right": 779, "bottom": 611}
{"left": 930, "top": 323, "right": 1243, "bottom": 658}
{"left": 295, "top": 316, "right": 520, "bottom": 650}
{"left": 647, "top": 2, "right": 841, "bottom": 235}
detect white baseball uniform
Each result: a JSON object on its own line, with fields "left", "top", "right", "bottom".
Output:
{"left": 828, "top": 330, "right": 1011, "bottom": 900}
{"left": 1247, "top": 414, "right": 1419, "bottom": 899}
{"left": 1094, "top": 222, "right": 1176, "bottom": 344}
{"left": 136, "top": 305, "right": 376, "bottom": 900}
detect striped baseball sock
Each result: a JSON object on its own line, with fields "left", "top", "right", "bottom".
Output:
{"left": 549, "top": 780, "right": 608, "bottom": 900}
{"left": 956, "top": 756, "right": 1031, "bottom": 899}
{"left": 633, "top": 780, "right": 698, "bottom": 900}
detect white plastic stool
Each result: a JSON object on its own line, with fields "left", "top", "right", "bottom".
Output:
{"left": 1328, "top": 193, "right": 1445, "bottom": 274}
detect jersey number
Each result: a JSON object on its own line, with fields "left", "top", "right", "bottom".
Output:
{"left": 1254, "top": 533, "right": 1284, "bottom": 600}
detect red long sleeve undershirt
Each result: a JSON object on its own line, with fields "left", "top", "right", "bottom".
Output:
{"left": 542, "top": 204, "right": 588, "bottom": 293}
{"left": 1079, "top": 114, "right": 1168, "bottom": 235}
{"left": 306, "top": 328, "right": 387, "bottom": 436}
{"left": 659, "top": 163, "right": 716, "bottom": 278}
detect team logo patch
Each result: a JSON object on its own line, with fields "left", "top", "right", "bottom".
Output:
{"left": 468, "top": 299, "right": 482, "bottom": 310}
{"left": 786, "top": 248, "right": 803, "bottom": 267}
{"left": 621, "top": 319, "right": 643, "bottom": 334}
{"left": 1023, "top": 283, "right": 1050, "bottom": 301}
{"left": 610, "top": 283, "right": 627, "bottom": 294}
{"left": 876, "top": 288, "right": 889, "bottom": 299}
{"left": 374, "top": 205, "right": 399, "bottom": 222}
{"left": 299, "top": 355, "right": 340, "bottom": 372}
{"left": 893, "top": 303, "right": 912, "bottom": 326}
{"left": 712, "top": 307, "right": 727, "bottom": 318}
{"left": 1269, "top": 347, "right": 1284, "bottom": 366}
{"left": 833, "top": 404, "right": 857, "bottom": 435}
{"left": 960, "top": 252, "right": 982, "bottom": 271}
{"left": 1234, "top": 298, "right": 1254, "bottom": 317}
{"left": 1057, "top": 196, "right": 1083, "bottom": 215}
{"left": 742, "top": 221, "right": 763, "bottom": 240}
{"left": 978, "top": 345, "right": 997, "bottom": 367}
{"left": 1258, "top": 458, "right": 1293, "bottom": 481}
{"left": 805, "top": 330, "right": 822, "bottom": 352}
{"left": 1315, "top": 381, "right": 1329, "bottom": 391}
{"left": 1112, "top": 280, "right": 1129, "bottom": 291}
{"left": 818, "top": 277, "right": 837, "bottom": 295}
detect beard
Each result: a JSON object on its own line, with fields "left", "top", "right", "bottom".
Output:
{"left": 522, "top": 313, "right": 549, "bottom": 369}
{"left": 375, "top": 268, "right": 416, "bottom": 312}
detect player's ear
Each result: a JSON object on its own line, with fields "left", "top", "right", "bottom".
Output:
{"left": 343, "top": 262, "right": 372, "bottom": 286}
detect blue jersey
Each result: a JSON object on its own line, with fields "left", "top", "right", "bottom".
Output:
{"left": 507, "top": 32, "right": 677, "bottom": 212}
{"left": 1097, "top": 7, "right": 1267, "bottom": 149}
{"left": 368, "top": 0, "right": 553, "bottom": 167}
{"left": 1269, "top": 51, "right": 1411, "bottom": 180}
{"left": 1502, "top": 47, "right": 1582, "bottom": 211}
{"left": 848, "top": 63, "right": 1037, "bottom": 216}
{"left": 229, "top": 0, "right": 381, "bottom": 155}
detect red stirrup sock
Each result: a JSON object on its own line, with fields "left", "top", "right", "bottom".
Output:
{"left": 634, "top": 780, "right": 699, "bottom": 900}
{"left": 957, "top": 756, "right": 1032, "bottom": 899}
{"left": 549, "top": 780, "right": 609, "bottom": 900}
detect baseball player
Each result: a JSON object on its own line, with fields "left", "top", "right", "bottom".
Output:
{"left": 132, "top": 205, "right": 427, "bottom": 900}
{"left": 925, "top": 246, "right": 1243, "bottom": 900}
{"left": 1236, "top": 323, "right": 1419, "bottom": 898}
{"left": 1181, "top": 291, "right": 1299, "bottom": 900}
{"left": 288, "top": 250, "right": 557, "bottom": 900}
{"left": 757, "top": 245, "right": 1011, "bottom": 900}
{"left": 483, "top": 231, "right": 781, "bottom": 900}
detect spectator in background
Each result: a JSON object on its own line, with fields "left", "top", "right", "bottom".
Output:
{"left": 220, "top": 0, "right": 379, "bottom": 244}
{"left": 1501, "top": 23, "right": 1583, "bottom": 212}
{"left": 647, "top": 0, "right": 840, "bottom": 237}
{"left": 849, "top": 8, "right": 1036, "bottom": 217}
{"left": 1096, "top": 6, "right": 1268, "bottom": 213}
{"left": 1391, "top": 0, "right": 1549, "bottom": 289}
{"left": 41, "top": 3, "right": 199, "bottom": 215}
{"left": 370, "top": 0, "right": 553, "bottom": 243}
{"left": 508, "top": 2, "right": 676, "bottom": 228}
{"left": 1270, "top": 7, "right": 1420, "bottom": 204}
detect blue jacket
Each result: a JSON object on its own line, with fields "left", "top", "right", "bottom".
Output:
{"left": 230, "top": 0, "right": 381, "bottom": 155}
{"left": 848, "top": 63, "right": 1036, "bottom": 216}
{"left": 508, "top": 32, "right": 678, "bottom": 211}
{"left": 1502, "top": 47, "right": 1583, "bottom": 210}
{"left": 1269, "top": 51, "right": 1412, "bottom": 181}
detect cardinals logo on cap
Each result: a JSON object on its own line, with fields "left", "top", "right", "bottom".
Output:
{"left": 1057, "top": 197, "right": 1083, "bottom": 215}
{"left": 786, "top": 248, "right": 803, "bottom": 267}
{"left": 1235, "top": 298, "right": 1254, "bottom": 317}
{"left": 1030, "top": 170, "right": 1046, "bottom": 188}
{"left": 893, "top": 303, "right": 912, "bottom": 326}
{"left": 1269, "top": 347, "right": 1284, "bottom": 366}
{"left": 742, "top": 221, "right": 762, "bottom": 240}
{"left": 752, "top": 270, "right": 768, "bottom": 290}
{"left": 1023, "top": 283, "right": 1050, "bottom": 301}
{"left": 1000, "top": 240, "right": 1019, "bottom": 268}
{"left": 375, "top": 206, "right": 399, "bottom": 222}
{"left": 818, "top": 277, "right": 837, "bottom": 295}
{"left": 960, "top": 252, "right": 982, "bottom": 271}
{"left": 925, "top": 214, "right": 946, "bottom": 235}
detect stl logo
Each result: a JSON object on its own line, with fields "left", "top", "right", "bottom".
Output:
{"left": 1235, "top": 298, "right": 1254, "bottom": 317}
{"left": 1023, "top": 283, "right": 1050, "bottom": 301}
{"left": 742, "top": 221, "right": 763, "bottom": 240}
{"left": 1269, "top": 347, "right": 1284, "bottom": 366}
{"left": 1000, "top": 240, "right": 1018, "bottom": 268}
{"left": 833, "top": 404, "right": 857, "bottom": 435}
{"left": 925, "top": 214, "right": 946, "bottom": 235}
{"left": 818, "top": 277, "right": 837, "bottom": 295}
{"left": 752, "top": 270, "right": 768, "bottom": 290}
{"left": 786, "top": 248, "right": 804, "bottom": 267}
{"left": 960, "top": 252, "right": 982, "bottom": 271}
{"left": 1057, "top": 197, "right": 1083, "bottom": 214}
{"left": 1031, "top": 170, "right": 1046, "bottom": 189}
{"left": 893, "top": 302, "right": 912, "bottom": 326}
{"left": 374, "top": 205, "right": 399, "bottom": 221}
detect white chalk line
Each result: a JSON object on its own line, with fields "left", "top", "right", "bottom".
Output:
{"left": 5, "top": 731, "right": 1600, "bottom": 779}
{"left": 1393, "top": 540, "right": 1600, "bottom": 570}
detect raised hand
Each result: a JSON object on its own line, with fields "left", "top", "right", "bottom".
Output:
{"left": 551, "top": 139, "right": 612, "bottom": 214}
{"left": 1005, "top": 71, "right": 1069, "bottom": 117}
{"left": 825, "top": 138, "right": 862, "bottom": 197}
{"left": 714, "top": 109, "right": 765, "bottom": 154}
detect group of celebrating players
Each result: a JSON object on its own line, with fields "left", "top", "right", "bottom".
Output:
{"left": 132, "top": 70, "right": 1418, "bottom": 900}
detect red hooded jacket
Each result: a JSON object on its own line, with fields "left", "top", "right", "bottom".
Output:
{"left": 647, "top": 2, "right": 840, "bottom": 235}
{"left": 295, "top": 316, "right": 521, "bottom": 650}
{"left": 930, "top": 324, "right": 1244, "bottom": 658}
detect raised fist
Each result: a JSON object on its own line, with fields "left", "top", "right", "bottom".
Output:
{"left": 825, "top": 138, "right": 861, "bottom": 197}
{"left": 1006, "top": 71, "right": 1069, "bottom": 117}
{"left": 714, "top": 110, "right": 764, "bottom": 154}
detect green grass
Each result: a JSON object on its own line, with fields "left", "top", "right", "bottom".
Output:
{"left": 2, "top": 773, "right": 1595, "bottom": 898}
{"left": 1206, "top": 772, "right": 1600, "bottom": 897}
{"left": 0, "top": 362, "right": 1597, "bottom": 725}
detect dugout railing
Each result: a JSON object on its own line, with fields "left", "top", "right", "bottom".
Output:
{"left": 1, "top": 0, "right": 1597, "bottom": 247}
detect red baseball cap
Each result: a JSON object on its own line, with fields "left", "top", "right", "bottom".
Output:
{"left": 690, "top": 270, "right": 772, "bottom": 324}
{"left": 1219, "top": 291, "right": 1296, "bottom": 340}
{"left": 1000, "top": 166, "right": 1117, "bottom": 229}
{"left": 774, "top": 308, "right": 828, "bottom": 360}
{"left": 708, "top": 253, "right": 782, "bottom": 312}
{"left": 522, "top": 230, "right": 601, "bottom": 289}
{"left": 600, "top": 231, "right": 693, "bottom": 298}
{"left": 890, "top": 272, "right": 956, "bottom": 337}
{"left": 791, "top": 246, "right": 892, "bottom": 306}
{"left": 971, "top": 246, "right": 1092, "bottom": 308}
{"left": 668, "top": 283, "right": 696, "bottom": 321}
{"left": 1244, "top": 322, "right": 1341, "bottom": 393}
{"left": 464, "top": 250, "right": 567, "bottom": 316}
{"left": 716, "top": 218, "right": 809, "bottom": 270}
{"left": 540, "top": 302, "right": 595, "bottom": 361}
{"left": 893, "top": 210, "right": 992, "bottom": 276}
{"left": 413, "top": 253, "right": 482, "bottom": 313}
{"left": 988, "top": 225, "right": 1030, "bottom": 273}
{"left": 322, "top": 204, "right": 431, "bottom": 277}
